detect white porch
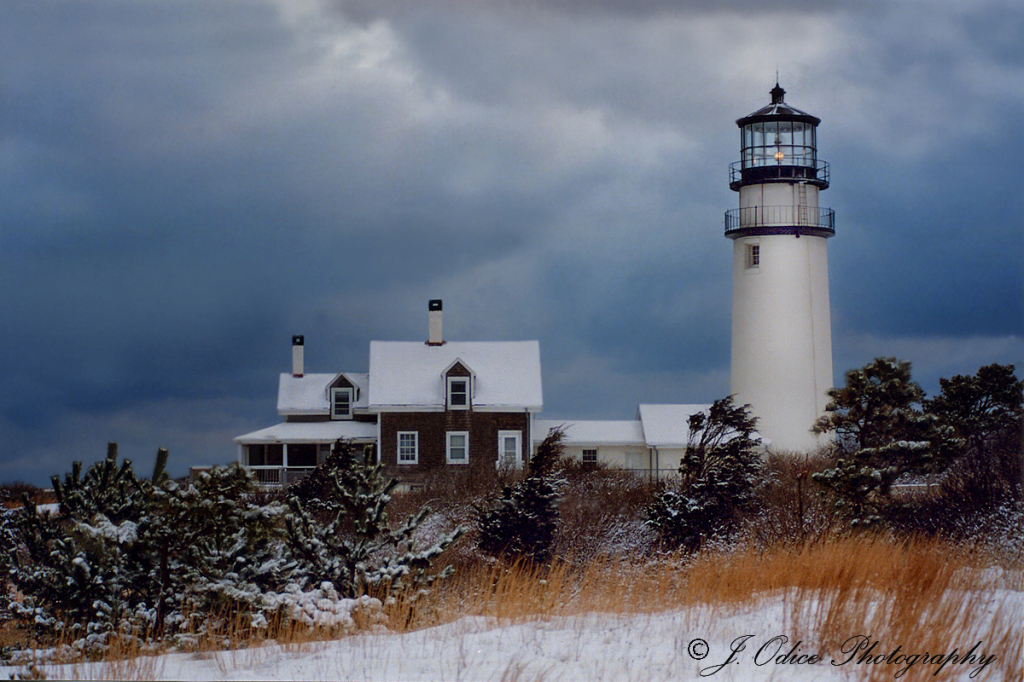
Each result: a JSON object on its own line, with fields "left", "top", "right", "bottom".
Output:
{"left": 233, "top": 420, "right": 378, "bottom": 487}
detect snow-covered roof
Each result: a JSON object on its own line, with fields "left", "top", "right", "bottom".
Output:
{"left": 368, "top": 341, "right": 542, "bottom": 411}
{"left": 534, "top": 419, "right": 645, "bottom": 447}
{"left": 233, "top": 421, "right": 377, "bottom": 444}
{"left": 637, "top": 404, "right": 769, "bottom": 448}
{"left": 277, "top": 372, "right": 369, "bottom": 415}
{"left": 637, "top": 404, "right": 712, "bottom": 448}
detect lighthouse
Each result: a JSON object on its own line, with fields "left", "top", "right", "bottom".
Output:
{"left": 726, "top": 83, "right": 835, "bottom": 452}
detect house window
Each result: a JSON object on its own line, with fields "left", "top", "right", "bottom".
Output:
{"left": 398, "top": 432, "right": 419, "bottom": 465}
{"left": 247, "top": 443, "right": 283, "bottom": 467}
{"left": 318, "top": 443, "right": 332, "bottom": 464}
{"left": 497, "top": 431, "right": 521, "bottom": 468}
{"left": 582, "top": 448, "right": 598, "bottom": 464}
{"left": 446, "top": 432, "right": 469, "bottom": 464}
{"left": 331, "top": 387, "right": 353, "bottom": 420}
{"left": 287, "top": 443, "right": 318, "bottom": 468}
{"left": 447, "top": 377, "right": 470, "bottom": 410}
{"left": 746, "top": 244, "right": 760, "bottom": 269}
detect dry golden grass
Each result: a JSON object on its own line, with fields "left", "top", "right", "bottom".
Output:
{"left": 398, "top": 534, "right": 1021, "bottom": 681}
{"left": 407, "top": 532, "right": 1016, "bottom": 617}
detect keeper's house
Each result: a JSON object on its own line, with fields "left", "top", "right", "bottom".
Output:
{"left": 234, "top": 301, "right": 543, "bottom": 488}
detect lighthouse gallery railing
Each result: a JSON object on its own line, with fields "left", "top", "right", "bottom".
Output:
{"left": 725, "top": 205, "right": 835, "bottom": 235}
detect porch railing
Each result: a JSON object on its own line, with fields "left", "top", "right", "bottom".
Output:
{"left": 245, "top": 466, "right": 316, "bottom": 488}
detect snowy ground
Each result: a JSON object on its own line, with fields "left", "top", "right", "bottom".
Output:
{"left": 3, "top": 587, "right": 1018, "bottom": 682}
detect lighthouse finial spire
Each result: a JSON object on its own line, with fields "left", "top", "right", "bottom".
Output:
{"left": 770, "top": 78, "right": 785, "bottom": 104}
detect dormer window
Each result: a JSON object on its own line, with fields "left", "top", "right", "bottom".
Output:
{"left": 447, "top": 377, "right": 470, "bottom": 410}
{"left": 331, "top": 387, "right": 353, "bottom": 420}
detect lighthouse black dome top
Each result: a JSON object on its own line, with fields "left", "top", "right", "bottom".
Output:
{"left": 730, "top": 82, "right": 829, "bottom": 191}
{"left": 738, "top": 83, "right": 821, "bottom": 126}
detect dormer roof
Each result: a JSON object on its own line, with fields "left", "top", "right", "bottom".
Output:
{"left": 277, "top": 372, "right": 369, "bottom": 415}
{"left": 442, "top": 357, "right": 475, "bottom": 377}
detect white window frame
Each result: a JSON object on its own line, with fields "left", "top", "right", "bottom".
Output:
{"left": 397, "top": 432, "right": 419, "bottom": 465}
{"left": 746, "top": 243, "right": 761, "bottom": 270}
{"left": 446, "top": 431, "right": 469, "bottom": 465}
{"left": 497, "top": 430, "right": 522, "bottom": 468}
{"left": 331, "top": 387, "right": 354, "bottom": 420}
{"left": 582, "top": 448, "right": 598, "bottom": 464}
{"left": 447, "top": 376, "right": 470, "bottom": 410}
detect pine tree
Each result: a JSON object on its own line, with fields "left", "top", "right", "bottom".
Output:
{"left": 144, "top": 462, "right": 289, "bottom": 637}
{"left": 923, "top": 364, "right": 1023, "bottom": 511}
{"left": 644, "top": 397, "right": 764, "bottom": 551}
{"left": 4, "top": 445, "right": 290, "bottom": 646}
{"left": 0, "top": 506, "right": 21, "bottom": 624}
{"left": 925, "top": 363, "right": 1023, "bottom": 457}
{"left": 476, "top": 428, "right": 566, "bottom": 564}
{"left": 288, "top": 442, "right": 359, "bottom": 514}
{"left": 6, "top": 444, "right": 156, "bottom": 644}
{"left": 284, "top": 441, "right": 464, "bottom": 598}
{"left": 814, "top": 358, "right": 927, "bottom": 452}
{"left": 812, "top": 358, "right": 962, "bottom": 526}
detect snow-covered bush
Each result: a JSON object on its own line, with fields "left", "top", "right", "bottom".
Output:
{"left": 268, "top": 582, "right": 388, "bottom": 632}
{"left": 284, "top": 441, "right": 465, "bottom": 599}
{"left": 0, "top": 507, "right": 17, "bottom": 623}
{"left": 151, "top": 463, "right": 290, "bottom": 638}
{"left": 2, "top": 444, "right": 289, "bottom": 650}
{"left": 4, "top": 444, "right": 157, "bottom": 646}
{"left": 645, "top": 397, "right": 764, "bottom": 551}
{"left": 3, "top": 440, "right": 469, "bottom": 659}
{"left": 476, "top": 428, "right": 566, "bottom": 564}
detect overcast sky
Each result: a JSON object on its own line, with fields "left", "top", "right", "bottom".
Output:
{"left": 2, "top": 0, "right": 1021, "bottom": 485}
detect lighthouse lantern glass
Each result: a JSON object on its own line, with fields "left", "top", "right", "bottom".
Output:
{"left": 741, "top": 120, "right": 816, "bottom": 169}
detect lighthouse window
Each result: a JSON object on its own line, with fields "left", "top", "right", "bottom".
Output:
{"left": 741, "top": 120, "right": 816, "bottom": 169}
{"left": 746, "top": 244, "right": 760, "bottom": 269}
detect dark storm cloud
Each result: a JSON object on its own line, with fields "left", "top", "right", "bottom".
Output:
{"left": 0, "top": 0, "right": 1021, "bottom": 484}
{"left": 335, "top": 0, "right": 851, "bottom": 23}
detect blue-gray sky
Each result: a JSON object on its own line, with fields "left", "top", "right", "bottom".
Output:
{"left": 2, "top": 1, "right": 1022, "bottom": 485}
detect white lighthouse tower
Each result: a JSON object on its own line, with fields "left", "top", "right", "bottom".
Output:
{"left": 726, "top": 83, "right": 834, "bottom": 452}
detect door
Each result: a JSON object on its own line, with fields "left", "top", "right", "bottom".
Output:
{"left": 497, "top": 431, "right": 522, "bottom": 469}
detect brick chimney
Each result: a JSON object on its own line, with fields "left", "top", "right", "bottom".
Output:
{"left": 292, "top": 335, "right": 304, "bottom": 377}
{"left": 427, "top": 300, "right": 444, "bottom": 345}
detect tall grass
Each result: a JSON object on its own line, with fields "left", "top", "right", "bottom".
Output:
{"left": 401, "top": 534, "right": 1020, "bottom": 681}
{"left": 419, "top": 534, "right": 1015, "bottom": 621}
